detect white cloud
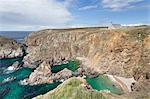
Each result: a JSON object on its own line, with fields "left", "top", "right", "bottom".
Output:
{"left": 122, "top": 23, "right": 150, "bottom": 26}
{"left": 63, "top": 0, "right": 75, "bottom": 7}
{"left": 0, "top": 0, "right": 73, "bottom": 27}
{"left": 79, "top": 5, "right": 98, "bottom": 11}
{"left": 101, "top": 0, "right": 144, "bottom": 11}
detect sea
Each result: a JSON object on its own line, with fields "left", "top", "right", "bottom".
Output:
{"left": 0, "top": 31, "right": 32, "bottom": 42}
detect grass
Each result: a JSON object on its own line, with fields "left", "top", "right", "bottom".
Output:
{"left": 35, "top": 77, "right": 106, "bottom": 99}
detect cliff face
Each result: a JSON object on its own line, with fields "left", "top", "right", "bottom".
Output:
{"left": 0, "top": 36, "right": 23, "bottom": 59}
{"left": 24, "top": 26, "right": 150, "bottom": 99}
{"left": 24, "top": 26, "right": 150, "bottom": 79}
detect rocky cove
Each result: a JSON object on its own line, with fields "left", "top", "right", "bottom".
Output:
{"left": 0, "top": 26, "right": 150, "bottom": 99}
{"left": 0, "top": 57, "right": 123, "bottom": 99}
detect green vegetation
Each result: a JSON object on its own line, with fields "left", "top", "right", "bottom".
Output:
{"left": 35, "top": 77, "right": 106, "bottom": 99}
{"left": 118, "top": 26, "right": 150, "bottom": 41}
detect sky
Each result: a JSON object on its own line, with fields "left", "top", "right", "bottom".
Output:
{"left": 0, "top": 0, "right": 149, "bottom": 31}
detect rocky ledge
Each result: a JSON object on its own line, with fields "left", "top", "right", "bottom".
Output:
{"left": 0, "top": 36, "right": 23, "bottom": 59}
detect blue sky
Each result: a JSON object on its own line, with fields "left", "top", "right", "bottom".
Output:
{"left": 0, "top": 0, "right": 149, "bottom": 30}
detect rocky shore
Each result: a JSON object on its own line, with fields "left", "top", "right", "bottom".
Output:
{"left": 22, "top": 60, "right": 98, "bottom": 85}
{"left": 0, "top": 36, "right": 23, "bottom": 59}
{"left": 107, "top": 74, "right": 136, "bottom": 92}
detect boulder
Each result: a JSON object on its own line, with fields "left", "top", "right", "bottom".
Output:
{"left": 7, "top": 61, "right": 20, "bottom": 71}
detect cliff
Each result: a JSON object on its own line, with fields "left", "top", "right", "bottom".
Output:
{"left": 24, "top": 26, "right": 150, "bottom": 78}
{"left": 0, "top": 36, "right": 23, "bottom": 59}
{"left": 24, "top": 26, "right": 150, "bottom": 98}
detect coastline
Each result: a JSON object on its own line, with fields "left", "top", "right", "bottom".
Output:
{"left": 107, "top": 74, "right": 136, "bottom": 92}
{"left": 76, "top": 56, "right": 136, "bottom": 92}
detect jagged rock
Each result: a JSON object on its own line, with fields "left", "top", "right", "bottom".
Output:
{"left": 73, "top": 67, "right": 85, "bottom": 77}
{"left": 26, "top": 61, "right": 52, "bottom": 85}
{"left": 51, "top": 68, "right": 72, "bottom": 81}
{"left": 0, "top": 36, "right": 23, "bottom": 59}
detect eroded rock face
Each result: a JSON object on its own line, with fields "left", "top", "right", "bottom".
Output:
{"left": 0, "top": 36, "right": 23, "bottom": 59}
{"left": 26, "top": 61, "right": 52, "bottom": 85}
{"left": 24, "top": 27, "right": 150, "bottom": 78}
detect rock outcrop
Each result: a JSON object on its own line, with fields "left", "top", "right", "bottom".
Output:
{"left": 0, "top": 36, "right": 23, "bottom": 59}
{"left": 51, "top": 68, "right": 73, "bottom": 81}
{"left": 7, "top": 61, "right": 20, "bottom": 71}
{"left": 25, "top": 61, "right": 52, "bottom": 85}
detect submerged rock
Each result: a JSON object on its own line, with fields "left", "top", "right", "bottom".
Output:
{"left": 0, "top": 36, "right": 23, "bottom": 59}
{"left": 2, "top": 77, "right": 16, "bottom": 84}
{"left": 0, "top": 88, "right": 10, "bottom": 98}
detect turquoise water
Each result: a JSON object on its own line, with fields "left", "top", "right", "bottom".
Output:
{"left": 0, "top": 57, "right": 23, "bottom": 67}
{"left": 0, "top": 58, "right": 61, "bottom": 99}
{"left": 51, "top": 60, "right": 79, "bottom": 73}
{"left": 0, "top": 58, "right": 123, "bottom": 99}
{"left": 86, "top": 75, "right": 123, "bottom": 95}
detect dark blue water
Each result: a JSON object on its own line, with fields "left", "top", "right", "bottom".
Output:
{"left": 0, "top": 31, "right": 32, "bottom": 42}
